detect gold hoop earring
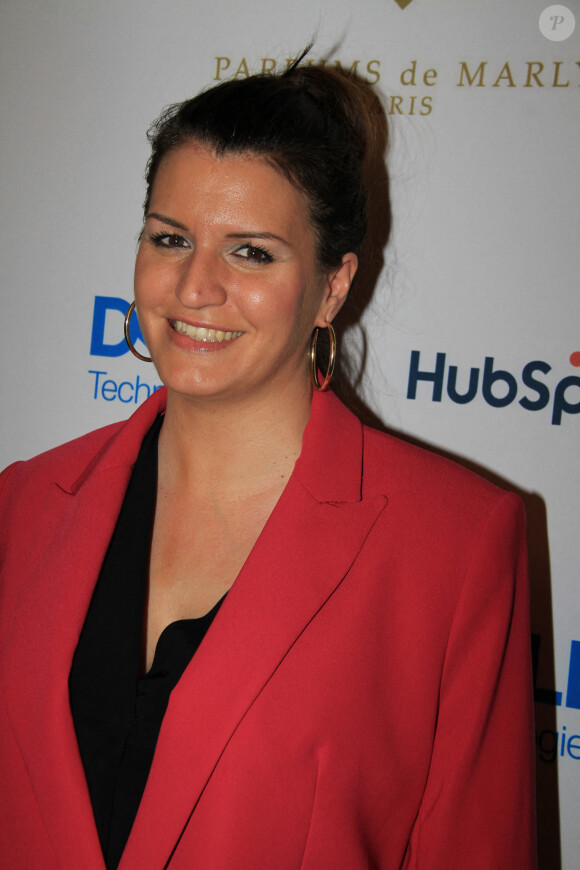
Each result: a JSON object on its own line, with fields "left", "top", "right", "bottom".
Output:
{"left": 124, "top": 301, "right": 152, "bottom": 362}
{"left": 310, "top": 323, "right": 336, "bottom": 392}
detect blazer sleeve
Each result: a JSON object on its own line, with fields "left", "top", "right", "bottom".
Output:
{"left": 0, "top": 462, "right": 20, "bottom": 558}
{"left": 0, "top": 461, "right": 17, "bottom": 497}
{"left": 405, "top": 491, "right": 537, "bottom": 870}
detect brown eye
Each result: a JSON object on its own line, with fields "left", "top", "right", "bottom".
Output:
{"left": 235, "top": 244, "right": 273, "bottom": 264}
{"left": 151, "top": 232, "right": 189, "bottom": 249}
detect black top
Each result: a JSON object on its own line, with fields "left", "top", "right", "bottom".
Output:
{"left": 69, "top": 417, "right": 223, "bottom": 870}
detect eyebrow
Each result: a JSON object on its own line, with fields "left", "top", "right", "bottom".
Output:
{"left": 146, "top": 212, "right": 189, "bottom": 231}
{"left": 146, "top": 213, "right": 289, "bottom": 246}
{"left": 225, "top": 231, "right": 289, "bottom": 245}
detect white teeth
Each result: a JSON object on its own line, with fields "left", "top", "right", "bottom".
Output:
{"left": 173, "top": 321, "right": 243, "bottom": 342}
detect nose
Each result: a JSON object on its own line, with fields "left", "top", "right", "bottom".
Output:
{"left": 175, "top": 248, "right": 227, "bottom": 309}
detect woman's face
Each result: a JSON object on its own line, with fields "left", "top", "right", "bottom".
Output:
{"left": 134, "top": 143, "right": 355, "bottom": 404}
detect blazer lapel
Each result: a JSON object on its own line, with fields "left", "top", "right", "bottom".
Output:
{"left": 3, "top": 391, "right": 167, "bottom": 869}
{"left": 121, "top": 392, "right": 388, "bottom": 869}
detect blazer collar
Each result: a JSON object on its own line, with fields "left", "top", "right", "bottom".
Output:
{"left": 56, "top": 387, "right": 168, "bottom": 495}
{"left": 57, "top": 386, "right": 364, "bottom": 506}
{"left": 294, "top": 388, "right": 364, "bottom": 503}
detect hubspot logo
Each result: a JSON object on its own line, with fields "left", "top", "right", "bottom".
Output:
{"left": 406, "top": 349, "right": 580, "bottom": 426}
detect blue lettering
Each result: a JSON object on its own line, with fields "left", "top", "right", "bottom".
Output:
{"left": 519, "top": 360, "right": 551, "bottom": 411}
{"left": 552, "top": 375, "right": 580, "bottom": 425}
{"left": 88, "top": 370, "right": 162, "bottom": 404}
{"left": 536, "top": 728, "right": 580, "bottom": 763}
{"left": 407, "top": 351, "right": 445, "bottom": 401}
{"left": 568, "top": 734, "right": 580, "bottom": 760}
{"left": 447, "top": 365, "right": 479, "bottom": 404}
{"left": 101, "top": 379, "right": 118, "bottom": 401}
{"left": 90, "top": 296, "right": 146, "bottom": 357}
{"left": 406, "top": 349, "right": 578, "bottom": 426}
{"left": 90, "top": 296, "right": 129, "bottom": 357}
{"left": 135, "top": 374, "right": 151, "bottom": 404}
{"left": 117, "top": 381, "right": 135, "bottom": 403}
{"left": 532, "top": 635, "right": 580, "bottom": 709}
{"left": 88, "top": 369, "right": 107, "bottom": 400}
{"left": 565, "top": 641, "right": 580, "bottom": 709}
{"left": 560, "top": 725, "right": 567, "bottom": 756}
{"left": 482, "top": 357, "right": 517, "bottom": 407}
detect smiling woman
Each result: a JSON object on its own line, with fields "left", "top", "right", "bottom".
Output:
{"left": 134, "top": 144, "right": 353, "bottom": 405}
{"left": 0, "top": 52, "right": 536, "bottom": 870}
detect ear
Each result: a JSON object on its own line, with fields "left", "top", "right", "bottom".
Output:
{"left": 314, "top": 252, "right": 358, "bottom": 327}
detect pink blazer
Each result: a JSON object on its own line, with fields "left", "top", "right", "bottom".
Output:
{"left": 0, "top": 388, "right": 536, "bottom": 869}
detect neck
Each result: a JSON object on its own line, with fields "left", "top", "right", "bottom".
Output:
{"left": 158, "top": 377, "right": 313, "bottom": 500}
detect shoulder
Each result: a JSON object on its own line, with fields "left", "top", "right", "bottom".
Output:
{"left": 361, "top": 424, "right": 523, "bottom": 531}
{"left": 359, "top": 426, "right": 527, "bottom": 634}
{"left": 0, "top": 387, "right": 167, "bottom": 502}
{"left": 2, "top": 420, "right": 124, "bottom": 478}
{"left": 322, "top": 390, "right": 521, "bottom": 520}
{"left": 363, "top": 425, "right": 500, "bottom": 494}
{"left": 0, "top": 422, "right": 127, "bottom": 531}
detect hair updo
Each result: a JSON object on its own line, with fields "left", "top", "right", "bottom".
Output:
{"left": 144, "top": 54, "right": 385, "bottom": 273}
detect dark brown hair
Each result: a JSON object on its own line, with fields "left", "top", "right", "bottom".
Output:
{"left": 144, "top": 54, "right": 385, "bottom": 273}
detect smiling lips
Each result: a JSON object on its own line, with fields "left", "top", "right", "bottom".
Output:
{"left": 172, "top": 320, "right": 243, "bottom": 343}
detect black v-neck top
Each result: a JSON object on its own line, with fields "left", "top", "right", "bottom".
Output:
{"left": 69, "top": 417, "right": 224, "bottom": 870}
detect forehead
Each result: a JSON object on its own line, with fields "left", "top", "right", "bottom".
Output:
{"left": 150, "top": 143, "right": 312, "bottom": 239}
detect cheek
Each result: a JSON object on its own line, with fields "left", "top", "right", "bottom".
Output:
{"left": 237, "top": 278, "right": 299, "bottom": 323}
{"left": 268, "top": 282, "right": 313, "bottom": 335}
{"left": 296, "top": 275, "right": 326, "bottom": 332}
{"left": 134, "top": 252, "right": 167, "bottom": 305}
{"left": 281, "top": 281, "right": 325, "bottom": 351}
{"left": 133, "top": 248, "right": 150, "bottom": 298}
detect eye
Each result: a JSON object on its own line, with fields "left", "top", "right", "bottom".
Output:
{"left": 150, "top": 232, "right": 190, "bottom": 249}
{"left": 232, "top": 244, "right": 274, "bottom": 264}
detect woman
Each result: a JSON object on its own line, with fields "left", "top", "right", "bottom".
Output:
{"left": 0, "top": 59, "right": 535, "bottom": 869}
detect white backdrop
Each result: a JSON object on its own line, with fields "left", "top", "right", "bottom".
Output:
{"left": 1, "top": 1, "right": 578, "bottom": 866}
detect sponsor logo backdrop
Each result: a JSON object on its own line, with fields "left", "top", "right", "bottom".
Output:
{"left": 0, "top": 1, "right": 577, "bottom": 866}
